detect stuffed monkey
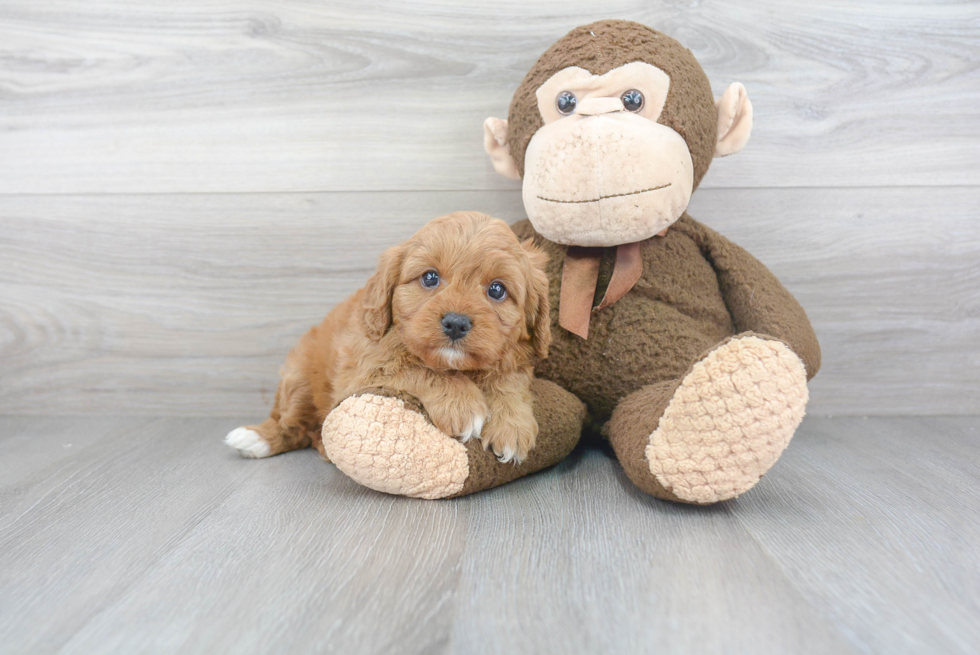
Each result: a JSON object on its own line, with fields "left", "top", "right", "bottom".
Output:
{"left": 321, "top": 20, "right": 820, "bottom": 503}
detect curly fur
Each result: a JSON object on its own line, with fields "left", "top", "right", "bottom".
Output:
{"left": 234, "top": 211, "right": 551, "bottom": 464}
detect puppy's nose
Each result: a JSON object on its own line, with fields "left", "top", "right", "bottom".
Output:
{"left": 441, "top": 313, "right": 472, "bottom": 341}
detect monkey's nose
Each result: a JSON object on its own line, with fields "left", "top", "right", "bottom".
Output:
{"left": 441, "top": 313, "right": 472, "bottom": 341}
{"left": 576, "top": 97, "right": 625, "bottom": 115}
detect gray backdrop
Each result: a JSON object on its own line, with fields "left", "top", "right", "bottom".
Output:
{"left": 1, "top": 1, "right": 977, "bottom": 416}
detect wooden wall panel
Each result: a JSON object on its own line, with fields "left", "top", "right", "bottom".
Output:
{"left": 1, "top": 2, "right": 976, "bottom": 416}
{"left": 0, "top": 1, "right": 978, "bottom": 194}
{"left": 1, "top": 187, "right": 976, "bottom": 416}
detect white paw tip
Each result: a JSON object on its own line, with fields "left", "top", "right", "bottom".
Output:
{"left": 495, "top": 445, "right": 521, "bottom": 465}
{"left": 458, "top": 414, "right": 486, "bottom": 442}
{"left": 224, "top": 427, "right": 272, "bottom": 459}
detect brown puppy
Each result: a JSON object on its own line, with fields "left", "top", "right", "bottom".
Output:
{"left": 225, "top": 211, "right": 551, "bottom": 464}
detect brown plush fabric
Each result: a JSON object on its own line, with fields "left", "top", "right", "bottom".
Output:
{"left": 512, "top": 215, "right": 821, "bottom": 424}
{"left": 507, "top": 20, "right": 717, "bottom": 188}
{"left": 689, "top": 222, "right": 822, "bottom": 378}
{"left": 607, "top": 379, "right": 684, "bottom": 502}
{"left": 451, "top": 378, "right": 586, "bottom": 497}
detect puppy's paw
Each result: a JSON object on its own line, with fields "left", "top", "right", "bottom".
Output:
{"left": 481, "top": 413, "right": 538, "bottom": 465}
{"left": 458, "top": 413, "right": 485, "bottom": 443}
{"left": 426, "top": 396, "right": 489, "bottom": 443}
{"left": 225, "top": 427, "right": 272, "bottom": 459}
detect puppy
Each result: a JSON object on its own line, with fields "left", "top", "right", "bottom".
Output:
{"left": 225, "top": 211, "right": 551, "bottom": 464}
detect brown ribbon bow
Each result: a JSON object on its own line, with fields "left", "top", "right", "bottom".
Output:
{"left": 559, "top": 243, "right": 642, "bottom": 339}
{"left": 558, "top": 229, "right": 666, "bottom": 339}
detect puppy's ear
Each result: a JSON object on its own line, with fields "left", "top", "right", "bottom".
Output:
{"left": 362, "top": 244, "right": 405, "bottom": 340}
{"left": 521, "top": 239, "right": 552, "bottom": 359}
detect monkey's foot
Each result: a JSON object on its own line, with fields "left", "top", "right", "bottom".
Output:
{"left": 609, "top": 335, "right": 808, "bottom": 504}
{"left": 648, "top": 336, "right": 808, "bottom": 503}
{"left": 321, "top": 380, "right": 584, "bottom": 499}
{"left": 321, "top": 394, "right": 467, "bottom": 499}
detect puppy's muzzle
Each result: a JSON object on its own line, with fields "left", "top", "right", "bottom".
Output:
{"left": 441, "top": 313, "right": 472, "bottom": 342}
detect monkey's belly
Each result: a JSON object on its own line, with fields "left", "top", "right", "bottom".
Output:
{"left": 536, "top": 295, "right": 734, "bottom": 424}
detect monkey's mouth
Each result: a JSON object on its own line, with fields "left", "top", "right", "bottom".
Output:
{"left": 536, "top": 183, "right": 671, "bottom": 204}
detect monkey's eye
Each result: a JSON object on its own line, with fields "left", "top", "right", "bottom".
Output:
{"left": 487, "top": 281, "right": 507, "bottom": 301}
{"left": 621, "top": 89, "right": 644, "bottom": 112}
{"left": 556, "top": 91, "right": 577, "bottom": 115}
{"left": 420, "top": 270, "right": 440, "bottom": 288}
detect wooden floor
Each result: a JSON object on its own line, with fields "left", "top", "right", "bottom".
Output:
{"left": 1, "top": 416, "right": 977, "bottom": 654}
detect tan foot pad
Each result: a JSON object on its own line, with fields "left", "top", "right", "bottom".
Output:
{"left": 322, "top": 394, "right": 468, "bottom": 500}
{"left": 646, "top": 336, "right": 808, "bottom": 504}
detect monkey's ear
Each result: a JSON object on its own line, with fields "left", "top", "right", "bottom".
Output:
{"left": 361, "top": 244, "right": 404, "bottom": 341}
{"left": 714, "top": 82, "right": 753, "bottom": 157}
{"left": 483, "top": 117, "right": 521, "bottom": 180}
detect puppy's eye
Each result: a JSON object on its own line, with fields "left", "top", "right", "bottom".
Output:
{"left": 420, "top": 270, "right": 440, "bottom": 288}
{"left": 621, "top": 89, "right": 644, "bottom": 112}
{"left": 556, "top": 91, "right": 577, "bottom": 115}
{"left": 487, "top": 281, "right": 507, "bottom": 301}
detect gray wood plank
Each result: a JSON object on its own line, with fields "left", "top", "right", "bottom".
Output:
{"left": 62, "top": 449, "right": 860, "bottom": 655}
{"left": 733, "top": 416, "right": 980, "bottom": 655}
{"left": 1, "top": 187, "right": 977, "bottom": 417}
{"left": 447, "top": 451, "right": 858, "bottom": 655}
{"left": 0, "top": 1, "right": 977, "bottom": 194}
{"left": 57, "top": 450, "right": 467, "bottom": 655}
{"left": 1, "top": 417, "right": 978, "bottom": 654}
{"left": 0, "top": 417, "right": 258, "bottom": 653}
{"left": 0, "top": 416, "right": 146, "bottom": 490}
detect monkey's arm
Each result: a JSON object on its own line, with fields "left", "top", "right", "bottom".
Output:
{"left": 679, "top": 216, "right": 821, "bottom": 380}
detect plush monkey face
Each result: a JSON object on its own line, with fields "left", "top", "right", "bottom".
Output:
{"left": 522, "top": 62, "right": 693, "bottom": 246}
{"left": 484, "top": 21, "right": 753, "bottom": 247}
